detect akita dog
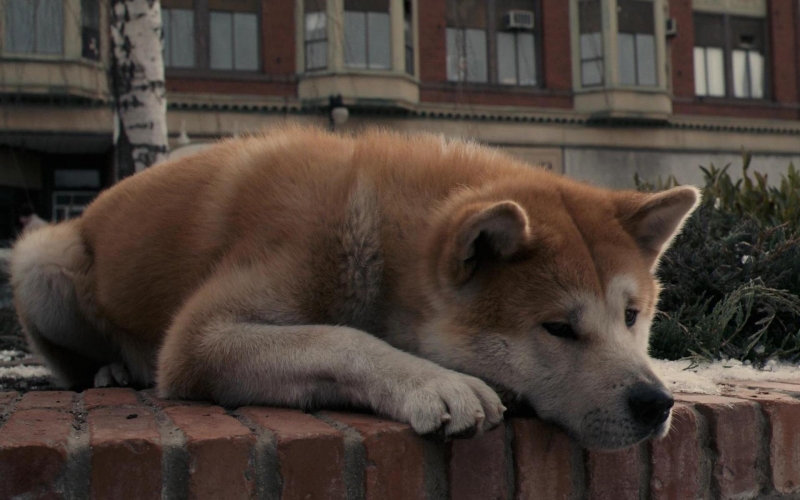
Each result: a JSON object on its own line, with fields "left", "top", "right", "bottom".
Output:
{"left": 11, "top": 126, "right": 698, "bottom": 449}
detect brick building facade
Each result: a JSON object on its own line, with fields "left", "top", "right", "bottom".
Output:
{"left": 0, "top": 0, "right": 799, "bottom": 239}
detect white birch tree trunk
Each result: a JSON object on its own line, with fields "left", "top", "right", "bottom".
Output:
{"left": 109, "top": 0, "right": 169, "bottom": 180}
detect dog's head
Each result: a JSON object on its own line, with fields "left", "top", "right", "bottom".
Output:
{"left": 420, "top": 174, "right": 699, "bottom": 449}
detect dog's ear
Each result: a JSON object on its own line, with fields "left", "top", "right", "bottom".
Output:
{"left": 617, "top": 186, "right": 701, "bottom": 270}
{"left": 443, "top": 201, "right": 530, "bottom": 285}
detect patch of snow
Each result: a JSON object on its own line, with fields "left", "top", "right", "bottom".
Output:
{"left": 0, "top": 365, "right": 50, "bottom": 380}
{"left": 653, "top": 358, "right": 800, "bottom": 395}
{"left": 0, "top": 350, "right": 24, "bottom": 362}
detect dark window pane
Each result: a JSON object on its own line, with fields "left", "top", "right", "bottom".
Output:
{"left": 578, "top": 0, "right": 601, "bottom": 34}
{"left": 54, "top": 170, "right": 101, "bottom": 188}
{"left": 210, "top": 12, "right": 234, "bottom": 69}
{"left": 694, "top": 13, "right": 724, "bottom": 47}
{"left": 730, "top": 16, "right": 764, "bottom": 50}
{"left": 617, "top": 0, "right": 654, "bottom": 33}
{"left": 233, "top": 13, "right": 258, "bottom": 70}
{"left": 82, "top": 0, "right": 99, "bottom": 28}
{"left": 305, "top": 0, "right": 325, "bottom": 13}
{"left": 345, "top": 0, "right": 389, "bottom": 11}
{"left": 5, "top": 0, "right": 35, "bottom": 53}
{"left": 447, "top": 0, "right": 487, "bottom": 29}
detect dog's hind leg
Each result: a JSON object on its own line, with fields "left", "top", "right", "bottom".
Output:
{"left": 9, "top": 222, "right": 118, "bottom": 389}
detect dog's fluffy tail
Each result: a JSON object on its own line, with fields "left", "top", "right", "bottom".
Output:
{"left": 9, "top": 220, "right": 108, "bottom": 388}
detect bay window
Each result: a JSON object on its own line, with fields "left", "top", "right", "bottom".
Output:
{"left": 616, "top": 0, "right": 656, "bottom": 86}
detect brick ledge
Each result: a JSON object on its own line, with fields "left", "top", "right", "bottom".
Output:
{"left": 1, "top": 379, "right": 799, "bottom": 499}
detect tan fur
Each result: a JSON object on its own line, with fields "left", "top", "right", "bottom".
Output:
{"left": 10, "top": 125, "right": 699, "bottom": 448}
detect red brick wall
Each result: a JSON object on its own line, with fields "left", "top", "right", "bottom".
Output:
{"left": 418, "top": 0, "right": 448, "bottom": 83}
{"left": 261, "top": 0, "right": 296, "bottom": 76}
{"left": 769, "top": 0, "right": 798, "bottom": 104}
{"left": 3, "top": 383, "right": 800, "bottom": 498}
{"left": 668, "top": 0, "right": 695, "bottom": 98}
{"left": 165, "top": 77, "right": 296, "bottom": 97}
{"left": 420, "top": 85, "right": 573, "bottom": 108}
{"left": 541, "top": 0, "right": 572, "bottom": 91}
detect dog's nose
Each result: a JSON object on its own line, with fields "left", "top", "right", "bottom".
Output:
{"left": 627, "top": 384, "right": 674, "bottom": 428}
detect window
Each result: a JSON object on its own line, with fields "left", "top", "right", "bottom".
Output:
{"left": 162, "top": 1, "right": 196, "bottom": 68}
{"left": 693, "top": 13, "right": 765, "bottom": 99}
{"left": 446, "top": 0, "right": 488, "bottom": 83}
{"left": 81, "top": 0, "right": 100, "bottom": 60}
{"left": 447, "top": 28, "right": 488, "bottom": 82}
{"left": 4, "top": 0, "right": 63, "bottom": 55}
{"left": 52, "top": 169, "right": 101, "bottom": 222}
{"left": 497, "top": 32, "right": 536, "bottom": 86}
{"left": 495, "top": 1, "right": 538, "bottom": 86}
{"left": 209, "top": 0, "right": 259, "bottom": 71}
{"left": 404, "top": 0, "right": 414, "bottom": 75}
{"left": 344, "top": 0, "right": 391, "bottom": 70}
{"left": 305, "top": 0, "right": 327, "bottom": 70}
{"left": 693, "top": 14, "right": 725, "bottom": 96}
{"left": 730, "top": 17, "right": 764, "bottom": 99}
{"left": 578, "top": 0, "right": 603, "bottom": 86}
{"left": 617, "top": 0, "right": 656, "bottom": 86}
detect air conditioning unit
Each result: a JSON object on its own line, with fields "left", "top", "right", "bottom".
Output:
{"left": 665, "top": 18, "right": 677, "bottom": 37}
{"left": 503, "top": 10, "right": 534, "bottom": 31}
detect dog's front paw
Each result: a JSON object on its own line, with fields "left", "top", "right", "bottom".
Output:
{"left": 401, "top": 371, "right": 506, "bottom": 438}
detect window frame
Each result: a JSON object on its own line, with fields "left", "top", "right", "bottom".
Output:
{"left": 161, "top": 0, "right": 263, "bottom": 75}
{"left": 304, "top": 10, "right": 328, "bottom": 71}
{"left": 446, "top": 0, "right": 542, "bottom": 87}
{"left": 343, "top": 9, "right": 392, "bottom": 70}
{"left": 496, "top": 30, "right": 537, "bottom": 86}
{"left": 616, "top": 0, "right": 658, "bottom": 88}
{"left": 209, "top": 10, "right": 261, "bottom": 72}
{"left": 81, "top": 0, "right": 101, "bottom": 61}
{"left": 692, "top": 12, "right": 769, "bottom": 101}
{"left": 446, "top": 26, "right": 489, "bottom": 83}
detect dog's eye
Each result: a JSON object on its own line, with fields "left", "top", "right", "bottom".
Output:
{"left": 542, "top": 322, "right": 578, "bottom": 340}
{"left": 625, "top": 309, "right": 638, "bottom": 327}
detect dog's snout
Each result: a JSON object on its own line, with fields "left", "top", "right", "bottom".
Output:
{"left": 627, "top": 384, "right": 674, "bottom": 428}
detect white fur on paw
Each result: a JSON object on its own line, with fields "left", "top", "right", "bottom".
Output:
{"left": 402, "top": 371, "right": 505, "bottom": 437}
{"left": 93, "top": 362, "right": 131, "bottom": 388}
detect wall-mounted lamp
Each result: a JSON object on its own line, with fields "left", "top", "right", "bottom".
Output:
{"left": 329, "top": 94, "right": 349, "bottom": 131}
